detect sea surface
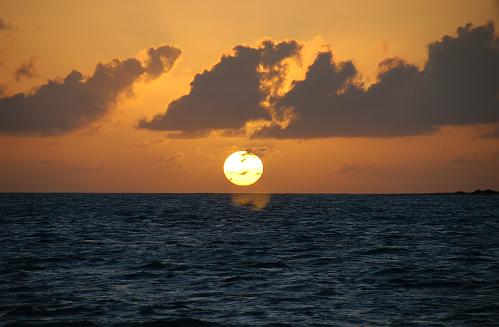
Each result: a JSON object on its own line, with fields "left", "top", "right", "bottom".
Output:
{"left": 1, "top": 193, "right": 498, "bottom": 326}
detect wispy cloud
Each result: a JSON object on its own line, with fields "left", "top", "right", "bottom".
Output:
{"left": 0, "top": 18, "right": 12, "bottom": 31}
{"left": 14, "top": 57, "right": 37, "bottom": 81}
{"left": 338, "top": 163, "right": 378, "bottom": 174}
{"left": 451, "top": 156, "right": 481, "bottom": 165}
{"left": 157, "top": 152, "right": 185, "bottom": 168}
{"left": 132, "top": 137, "right": 166, "bottom": 148}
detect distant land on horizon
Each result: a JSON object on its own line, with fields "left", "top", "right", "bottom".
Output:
{"left": 452, "top": 189, "right": 499, "bottom": 195}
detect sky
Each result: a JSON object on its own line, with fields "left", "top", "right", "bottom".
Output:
{"left": 0, "top": 0, "right": 498, "bottom": 193}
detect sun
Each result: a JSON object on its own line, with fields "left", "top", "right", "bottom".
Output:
{"left": 223, "top": 151, "right": 263, "bottom": 186}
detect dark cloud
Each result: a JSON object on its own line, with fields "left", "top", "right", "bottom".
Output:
{"left": 0, "top": 45, "right": 181, "bottom": 136}
{"left": 144, "top": 46, "right": 182, "bottom": 78}
{"left": 141, "top": 22, "right": 498, "bottom": 139}
{"left": 256, "top": 22, "right": 499, "bottom": 138}
{"left": 14, "top": 57, "right": 37, "bottom": 81}
{"left": 0, "top": 18, "right": 12, "bottom": 31}
{"left": 139, "top": 40, "right": 301, "bottom": 136}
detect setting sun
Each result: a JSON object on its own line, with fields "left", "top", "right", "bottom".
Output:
{"left": 223, "top": 151, "right": 263, "bottom": 186}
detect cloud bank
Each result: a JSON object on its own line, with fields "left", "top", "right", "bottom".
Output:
{"left": 0, "top": 45, "right": 181, "bottom": 136}
{"left": 140, "top": 22, "right": 499, "bottom": 139}
{"left": 258, "top": 22, "right": 499, "bottom": 138}
{"left": 138, "top": 40, "right": 301, "bottom": 136}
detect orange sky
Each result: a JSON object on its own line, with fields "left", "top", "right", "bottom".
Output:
{"left": 0, "top": 0, "right": 498, "bottom": 193}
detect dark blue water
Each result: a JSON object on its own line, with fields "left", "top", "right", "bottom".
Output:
{"left": 1, "top": 193, "right": 498, "bottom": 326}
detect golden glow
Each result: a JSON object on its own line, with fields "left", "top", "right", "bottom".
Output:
{"left": 223, "top": 151, "right": 263, "bottom": 186}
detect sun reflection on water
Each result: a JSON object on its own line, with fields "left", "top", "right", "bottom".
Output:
{"left": 231, "top": 193, "right": 271, "bottom": 211}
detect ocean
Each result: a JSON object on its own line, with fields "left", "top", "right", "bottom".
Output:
{"left": 1, "top": 193, "right": 498, "bottom": 326}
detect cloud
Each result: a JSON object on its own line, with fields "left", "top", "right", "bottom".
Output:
{"left": 243, "top": 146, "right": 270, "bottom": 157}
{"left": 132, "top": 137, "right": 166, "bottom": 147}
{"left": 40, "top": 159, "right": 64, "bottom": 166}
{"left": 14, "top": 57, "right": 37, "bottom": 81}
{"left": 157, "top": 152, "right": 185, "bottom": 168}
{"left": 260, "top": 23, "right": 499, "bottom": 138}
{"left": 338, "top": 163, "right": 378, "bottom": 174}
{"left": 40, "top": 160, "right": 103, "bottom": 173}
{"left": 0, "top": 45, "right": 181, "bottom": 136}
{"left": 138, "top": 39, "right": 301, "bottom": 136}
{"left": 140, "top": 22, "right": 498, "bottom": 139}
{"left": 0, "top": 18, "right": 12, "bottom": 31}
{"left": 195, "top": 145, "right": 275, "bottom": 163}
{"left": 256, "top": 22, "right": 499, "bottom": 138}
{"left": 74, "top": 164, "right": 104, "bottom": 173}
{"left": 144, "top": 46, "right": 182, "bottom": 79}
{"left": 451, "top": 156, "right": 481, "bottom": 165}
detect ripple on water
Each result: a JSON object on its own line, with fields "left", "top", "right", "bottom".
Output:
{"left": 1, "top": 193, "right": 498, "bottom": 326}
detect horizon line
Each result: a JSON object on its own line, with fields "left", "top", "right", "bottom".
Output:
{"left": 0, "top": 190, "right": 496, "bottom": 195}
